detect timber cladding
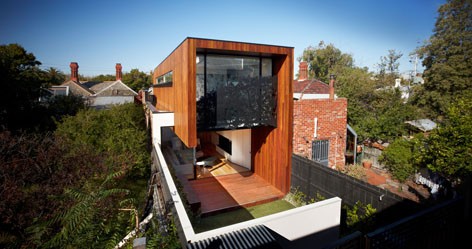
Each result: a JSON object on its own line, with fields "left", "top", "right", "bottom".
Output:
{"left": 153, "top": 37, "right": 293, "bottom": 193}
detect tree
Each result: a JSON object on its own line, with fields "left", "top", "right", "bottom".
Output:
{"left": 90, "top": 74, "right": 115, "bottom": 82}
{"left": 415, "top": 93, "right": 472, "bottom": 181}
{"left": 0, "top": 103, "right": 151, "bottom": 248}
{"left": 122, "top": 68, "right": 152, "bottom": 91}
{"left": 415, "top": 0, "right": 472, "bottom": 119}
{"left": 376, "top": 49, "right": 403, "bottom": 88}
{"left": 0, "top": 44, "right": 46, "bottom": 131}
{"left": 43, "top": 67, "right": 66, "bottom": 86}
{"left": 379, "top": 137, "right": 419, "bottom": 182}
{"left": 298, "top": 41, "right": 354, "bottom": 82}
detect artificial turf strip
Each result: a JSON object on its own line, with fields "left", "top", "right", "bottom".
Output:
{"left": 193, "top": 200, "right": 295, "bottom": 233}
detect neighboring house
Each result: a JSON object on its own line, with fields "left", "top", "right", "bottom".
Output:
{"left": 293, "top": 61, "right": 348, "bottom": 169}
{"left": 52, "top": 62, "right": 137, "bottom": 109}
{"left": 376, "top": 78, "right": 411, "bottom": 102}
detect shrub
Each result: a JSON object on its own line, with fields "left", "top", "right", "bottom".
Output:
{"left": 379, "top": 138, "right": 417, "bottom": 182}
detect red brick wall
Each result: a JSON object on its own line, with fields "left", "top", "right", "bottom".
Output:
{"left": 293, "top": 98, "right": 348, "bottom": 169}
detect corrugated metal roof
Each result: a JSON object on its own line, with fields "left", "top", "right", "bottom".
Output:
{"left": 405, "top": 119, "right": 437, "bottom": 132}
{"left": 187, "top": 225, "right": 282, "bottom": 249}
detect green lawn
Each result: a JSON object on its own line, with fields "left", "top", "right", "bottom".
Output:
{"left": 193, "top": 200, "right": 295, "bottom": 233}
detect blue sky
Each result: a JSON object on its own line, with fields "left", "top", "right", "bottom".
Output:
{"left": 0, "top": 0, "right": 445, "bottom": 77}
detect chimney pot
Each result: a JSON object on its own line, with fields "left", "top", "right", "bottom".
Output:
{"left": 70, "top": 62, "right": 79, "bottom": 82}
{"left": 116, "top": 63, "right": 123, "bottom": 81}
{"left": 298, "top": 61, "right": 308, "bottom": 81}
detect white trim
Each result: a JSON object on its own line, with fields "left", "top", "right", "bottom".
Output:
{"left": 93, "top": 80, "right": 138, "bottom": 96}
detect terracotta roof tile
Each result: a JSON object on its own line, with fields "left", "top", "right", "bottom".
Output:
{"left": 293, "top": 79, "right": 329, "bottom": 94}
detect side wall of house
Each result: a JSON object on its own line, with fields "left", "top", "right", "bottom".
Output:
{"left": 153, "top": 39, "right": 197, "bottom": 148}
{"left": 293, "top": 98, "right": 347, "bottom": 169}
{"left": 251, "top": 53, "right": 294, "bottom": 194}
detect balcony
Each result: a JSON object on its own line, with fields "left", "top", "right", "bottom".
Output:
{"left": 197, "top": 75, "right": 277, "bottom": 131}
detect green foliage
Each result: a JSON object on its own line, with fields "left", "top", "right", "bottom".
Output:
{"left": 145, "top": 219, "right": 181, "bottom": 249}
{"left": 380, "top": 137, "right": 418, "bottom": 182}
{"left": 0, "top": 131, "right": 105, "bottom": 248}
{"left": 415, "top": 0, "right": 472, "bottom": 119}
{"left": 345, "top": 201, "right": 377, "bottom": 232}
{"left": 377, "top": 49, "right": 403, "bottom": 78}
{"left": 0, "top": 43, "right": 47, "bottom": 131}
{"left": 43, "top": 67, "right": 66, "bottom": 86}
{"left": 286, "top": 187, "right": 325, "bottom": 206}
{"left": 298, "top": 41, "right": 354, "bottom": 82}
{"left": 90, "top": 74, "right": 116, "bottom": 82}
{"left": 31, "top": 171, "right": 134, "bottom": 248}
{"left": 0, "top": 102, "right": 151, "bottom": 248}
{"left": 415, "top": 94, "right": 472, "bottom": 180}
{"left": 55, "top": 103, "right": 149, "bottom": 177}
{"left": 122, "top": 69, "right": 152, "bottom": 91}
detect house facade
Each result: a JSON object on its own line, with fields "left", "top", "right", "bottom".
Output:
{"left": 152, "top": 37, "right": 294, "bottom": 193}
{"left": 293, "top": 61, "right": 348, "bottom": 169}
{"left": 52, "top": 62, "right": 137, "bottom": 109}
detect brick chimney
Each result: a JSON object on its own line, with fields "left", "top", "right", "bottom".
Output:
{"left": 298, "top": 61, "right": 308, "bottom": 81}
{"left": 116, "top": 63, "right": 122, "bottom": 81}
{"left": 329, "top": 74, "right": 336, "bottom": 99}
{"left": 70, "top": 62, "right": 79, "bottom": 82}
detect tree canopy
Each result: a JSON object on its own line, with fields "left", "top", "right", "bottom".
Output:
{"left": 414, "top": 0, "right": 472, "bottom": 119}
{"left": 0, "top": 103, "right": 150, "bottom": 248}
{"left": 122, "top": 68, "right": 152, "bottom": 91}
{"left": 298, "top": 41, "right": 354, "bottom": 83}
{"left": 0, "top": 44, "right": 45, "bottom": 131}
{"left": 415, "top": 93, "right": 472, "bottom": 180}
{"left": 300, "top": 43, "right": 417, "bottom": 142}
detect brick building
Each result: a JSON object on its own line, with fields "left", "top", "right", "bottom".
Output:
{"left": 293, "top": 62, "right": 348, "bottom": 169}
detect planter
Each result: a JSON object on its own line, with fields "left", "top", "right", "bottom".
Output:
{"left": 362, "top": 161, "right": 372, "bottom": 169}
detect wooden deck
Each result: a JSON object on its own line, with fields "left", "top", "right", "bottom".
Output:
{"left": 188, "top": 171, "right": 285, "bottom": 216}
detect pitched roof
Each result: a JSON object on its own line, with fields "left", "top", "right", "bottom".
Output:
{"left": 60, "top": 80, "right": 94, "bottom": 96}
{"left": 82, "top": 81, "right": 116, "bottom": 92}
{"left": 293, "top": 79, "right": 329, "bottom": 94}
{"left": 57, "top": 80, "right": 137, "bottom": 97}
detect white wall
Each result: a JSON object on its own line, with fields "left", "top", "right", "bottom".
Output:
{"left": 214, "top": 129, "right": 251, "bottom": 170}
{"left": 151, "top": 112, "right": 175, "bottom": 146}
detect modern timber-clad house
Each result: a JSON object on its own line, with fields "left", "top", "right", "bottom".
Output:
{"left": 152, "top": 37, "right": 294, "bottom": 194}
{"left": 147, "top": 38, "right": 342, "bottom": 248}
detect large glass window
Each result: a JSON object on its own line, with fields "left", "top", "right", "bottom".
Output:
{"left": 196, "top": 53, "right": 277, "bottom": 130}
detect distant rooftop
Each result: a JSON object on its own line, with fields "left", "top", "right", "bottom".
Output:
{"left": 405, "top": 119, "right": 437, "bottom": 132}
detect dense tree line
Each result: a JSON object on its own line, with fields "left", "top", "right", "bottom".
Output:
{"left": 300, "top": 0, "right": 471, "bottom": 186}
{"left": 0, "top": 44, "right": 170, "bottom": 248}
{"left": 0, "top": 104, "right": 152, "bottom": 248}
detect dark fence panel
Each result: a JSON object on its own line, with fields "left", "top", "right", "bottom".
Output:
{"left": 291, "top": 155, "right": 405, "bottom": 211}
{"left": 292, "top": 155, "right": 466, "bottom": 249}
{"left": 366, "top": 197, "right": 464, "bottom": 249}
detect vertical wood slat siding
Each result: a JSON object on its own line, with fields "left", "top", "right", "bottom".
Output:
{"left": 153, "top": 39, "right": 197, "bottom": 148}
{"left": 251, "top": 52, "right": 293, "bottom": 194}
{"left": 153, "top": 38, "right": 293, "bottom": 193}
